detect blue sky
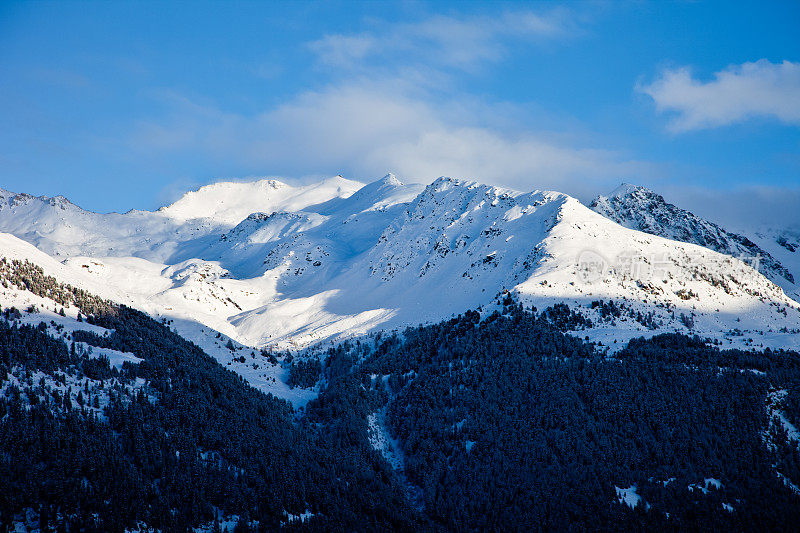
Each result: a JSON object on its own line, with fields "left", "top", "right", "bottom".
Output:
{"left": 1, "top": 1, "right": 799, "bottom": 228}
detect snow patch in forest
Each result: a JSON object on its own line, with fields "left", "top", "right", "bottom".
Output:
{"left": 615, "top": 485, "right": 648, "bottom": 510}
{"left": 777, "top": 471, "right": 800, "bottom": 495}
{"left": 282, "top": 509, "right": 315, "bottom": 525}
{"left": 688, "top": 478, "right": 722, "bottom": 494}
{"left": 168, "top": 317, "right": 318, "bottom": 411}
{"left": 767, "top": 389, "right": 800, "bottom": 443}
{"left": 367, "top": 408, "right": 405, "bottom": 471}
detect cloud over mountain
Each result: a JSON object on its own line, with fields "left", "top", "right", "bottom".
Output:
{"left": 132, "top": 81, "right": 647, "bottom": 196}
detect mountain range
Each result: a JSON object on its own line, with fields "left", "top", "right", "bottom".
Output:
{"left": 1, "top": 174, "right": 798, "bottom": 367}
{"left": 2, "top": 172, "right": 800, "bottom": 530}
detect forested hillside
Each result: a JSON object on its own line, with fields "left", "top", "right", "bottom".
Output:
{"left": 304, "top": 303, "right": 800, "bottom": 531}
{"left": 0, "top": 260, "right": 422, "bottom": 531}
{"left": 1, "top": 254, "right": 799, "bottom": 531}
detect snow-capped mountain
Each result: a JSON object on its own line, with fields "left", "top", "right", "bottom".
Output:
{"left": 158, "top": 175, "right": 364, "bottom": 224}
{"left": 590, "top": 184, "right": 799, "bottom": 302}
{"left": 0, "top": 175, "right": 363, "bottom": 260}
{"left": 1, "top": 175, "right": 798, "bottom": 355}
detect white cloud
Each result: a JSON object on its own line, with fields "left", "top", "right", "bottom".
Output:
{"left": 128, "top": 8, "right": 645, "bottom": 200}
{"left": 131, "top": 82, "right": 647, "bottom": 196}
{"left": 126, "top": 7, "right": 620, "bottom": 199}
{"left": 308, "top": 9, "right": 575, "bottom": 72}
{"left": 639, "top": 59, "right": 800, "bottom": 132}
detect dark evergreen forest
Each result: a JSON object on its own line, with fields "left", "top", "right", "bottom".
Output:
{"left": 305, "top": 304, "right": 800, "bottom": 531}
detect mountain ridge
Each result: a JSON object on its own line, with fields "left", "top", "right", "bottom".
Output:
{"left": 590, "top": 183, "right": 798, "bottom": 301}
{"left": 0, "top": 174, "right": 798, "bottom": 355}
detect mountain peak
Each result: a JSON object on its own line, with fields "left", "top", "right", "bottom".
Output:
{"left": 159, "top": 175, "right": 363, "bottom": 225}
{"left": 590, "top": 183, "right": 797, "bottom": 291}
{"left": 608, "top": 183, "right": 650, "bottom": 199}
{"left": 378, "top": 173, "right": 403, "bottom": 186}
{"left": 318, "top": 174, "right": 362, "bottom": 188}
{"left": 0, "top": 187, "right": 80, "bottom": 212}
{"left": 590, "top": 183, "right": 667, "bottom": 213}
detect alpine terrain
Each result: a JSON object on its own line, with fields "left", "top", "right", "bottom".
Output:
{"left": 1, "top": 174, "right": 799, "bottom": 531}
{"left": 590, "top": 184, "right": 800, "bottom": 302}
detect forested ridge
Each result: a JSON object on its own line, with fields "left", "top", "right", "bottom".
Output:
{"left": 305, "top": 303, "right": 800, "bottom": 531}
{"left": 0, "top": 260, "right": 422, "bottom": 532}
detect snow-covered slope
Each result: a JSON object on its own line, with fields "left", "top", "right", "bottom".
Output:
{"left": 0, "top": 187, "right": 216, "bottom": 260}
{"left": 0, "top": 232, "right": 125, "bottom": 302}
{"left": 0, "top": 232, "right": 315, "bottom": 408}
{"left": 590, "top": 184, "right": 799, "bottom": 301}
{"left": 749, "top": 226, "right": 800, "bottom": 296}
{"left": 0, "top": 175, "right": 364, "bottom": 261}
{"left": 302, "top": 177, "right": 799, "bottom": 351}
{"left": 158, "top": 175, "right": 364, "bottom": 224}
{"left": 1, "top": 175, "right": 798, "bottom": 355}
